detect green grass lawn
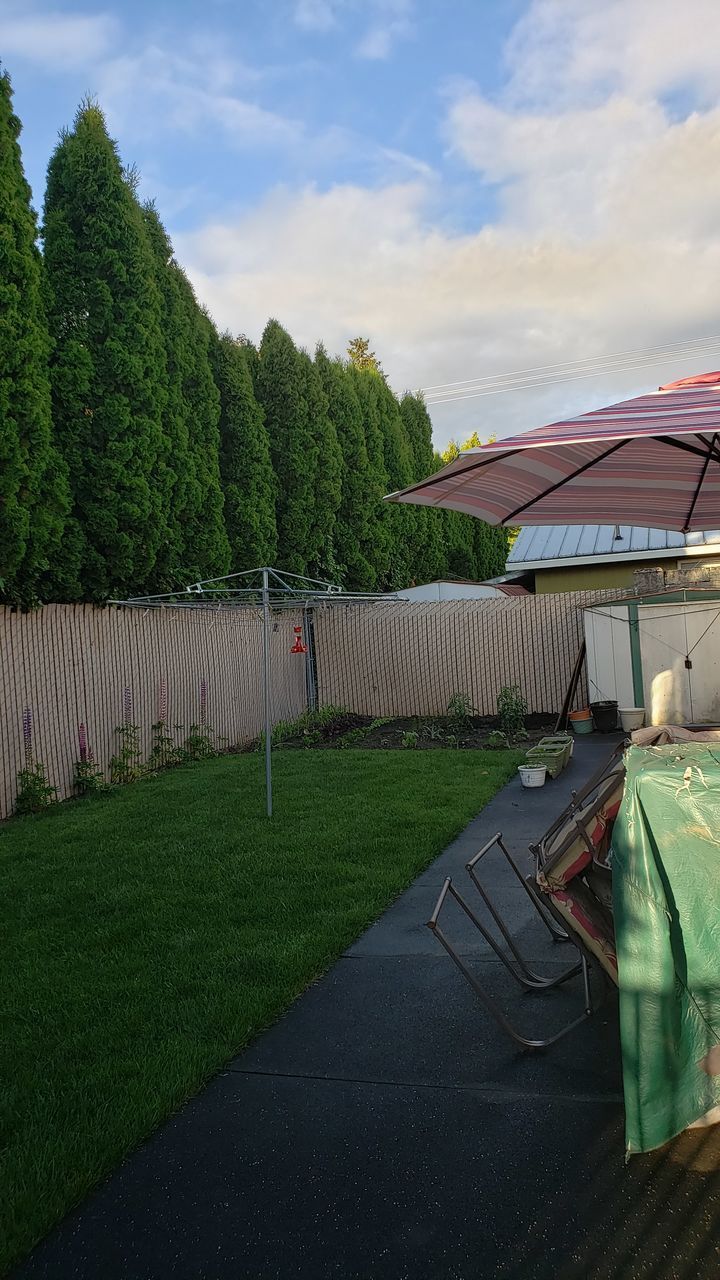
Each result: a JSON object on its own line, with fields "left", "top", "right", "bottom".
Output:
{"left": 1, "top": 748, "right": 522, "bottom": 1271}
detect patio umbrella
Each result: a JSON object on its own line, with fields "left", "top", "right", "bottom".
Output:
{"left": 386, "top": 372, "right": 720, "bottom": 532}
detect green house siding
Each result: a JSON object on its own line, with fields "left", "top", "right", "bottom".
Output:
{"left": 534, "top": 561, "right": 670, "bottom": 594}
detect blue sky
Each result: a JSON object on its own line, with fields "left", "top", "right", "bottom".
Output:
{"left": 4, "top": 0, "right": 720, "bottom": 449}
{"left": 8, "top": 0, "right": 519, "bottom": 229}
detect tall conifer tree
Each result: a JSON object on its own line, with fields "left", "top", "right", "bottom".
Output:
{"left": 0, "top": 70, "right": 68, "bottom": 603}
{"left": 141, "top": 203, "right": 231, "bottom": 586}
{"left": 375, "top": 377, "right": 415, "bottom": 588}
{"left": 400, "top": 393, "right": 445, "bottom": 583}
{"left": 315, "top": 346, "right": 375, "bottom": 589}
{"left": 255, "top": 320, "right": 317, "bottom": 574}
{"left": 212, "top": 332, "right": 277, "bottom": 569}
{"left": 298, "top": 348, "right": 342, "bottom": 578}
{"left": 43, "top": 102, "right": 167, "bottom": 600}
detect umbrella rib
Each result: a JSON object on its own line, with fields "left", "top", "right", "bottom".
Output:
{"left": 502, "top": 438, "right": 629, "bottom": 525}
{"left": 681, "top": 432, "right": 717, "bottom": 532}
{"left": 398, "top": 445, "right": 518, "bottom": 498}
{"left": 656, "top": 435, "right": 711, "bottom": 460}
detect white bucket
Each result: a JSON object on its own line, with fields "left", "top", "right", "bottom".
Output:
{"left": 618, "top": 707, "right": 645, "bottom": 732}
{"left": 518, "top": 763, "right": 547, "bottom": 788}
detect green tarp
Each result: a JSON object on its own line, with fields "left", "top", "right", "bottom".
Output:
{"left": 612, "top": 744, "right": 720, "bottom": 1155}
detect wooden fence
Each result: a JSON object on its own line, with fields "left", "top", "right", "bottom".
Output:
{"left": 0, "top": 604, "right": 307, "bottom": 819}
{"left": 0, "top": 590, "right": 625, "bottom": 819}
{"left": 312, "top": 591, "right": 627, "bottom": 718}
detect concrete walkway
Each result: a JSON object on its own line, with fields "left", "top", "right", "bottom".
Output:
{"left": 16, "top": 737, "right": 720, "bottom": 1280}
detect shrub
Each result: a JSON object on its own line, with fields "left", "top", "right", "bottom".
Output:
{"left": 496, "top": 686, "right": 528, "bottom": 741}
{"left": 16, "top": 762, "right": 57, "bottom": 814}
{"left": 109, "top": 723, "right": 144, "bottom": 784}
{"left": 447, "top": 691, "right": 476, "bottom": 731}
{"left": 73, "top": 759, "right": 108, "bottom": 796}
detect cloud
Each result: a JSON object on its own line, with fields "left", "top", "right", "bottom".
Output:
{"left": 292, "top": 0, "right": 413, "bottom": 59}
{"left": 98, "top": 46, "right": 302, "bottom": 149}
{"left": 505, "top": 0, "right": 720, "bottom": 108}
{"left": 293, "top": 0, "right": 341, "bottom": 30}
{"left": 0, "top": 7, "right": 117, "bottom": 69}
{"left": 173, "top": 0, "right": 720, "bottom": 452}
{"left": 443, "top": 0, "right": 720, "bottom": 240}
{"left": 355, "top": 0, "right": 413, "bottom": 59}
{"left": 176, "top": 176, "right": 720, "bottom": 450}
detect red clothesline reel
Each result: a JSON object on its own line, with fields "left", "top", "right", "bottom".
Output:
{"left": 290, "top": 625, "right": 308, "bottom": 654}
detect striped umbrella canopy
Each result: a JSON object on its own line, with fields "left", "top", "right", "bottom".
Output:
{"left": 387, "top": 373, "right": 720, "bottom": 532}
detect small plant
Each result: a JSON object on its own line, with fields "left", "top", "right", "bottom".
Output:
{"left": 497, "top": 685, "right": 528, "bottom": 742}
{"left": 16, "top": 706, "right": 57, "bottom": 814}
{"left": 337, "top": 716, "right": 392, "bottom": 748}
{"left": 16, "top": 762, "right": 57, "bottom": 814}
{"left": 73, "top": 723, "right": 107, "bottom": 795}
{"left": 73, "top": 758, "right": 108, "bottom": 795}
{"left": 110, "top": 723, "right": 144, "bottom": 784}
{"left": 337, "top": 727, "right": 367, "bottom": 748}
{"left": 447, "top": 691, "right": 476, "bottom": 731}
{"left": 401, "top": 730, "right": 419, "bottom": 749}
{"left": 148, "top": 721, "right": 184, "bottom": 771}
{"left": 444, "top": 732, "right": 460, "bottom": 749}
{"left": 420, "top": 720, "right": 446, "bottom": 742}
{"left": 182, "top": 723, "right": 219, "bottom": 760}
{"left": 259, "top": 705, "right": 351, "bottom": 750}
{"left": 486, "top": 729, "right": 510, "bottom": 749}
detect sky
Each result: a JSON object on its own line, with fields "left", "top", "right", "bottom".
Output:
{"left": 4, "top": 0, "right": 720, "bottom": 451}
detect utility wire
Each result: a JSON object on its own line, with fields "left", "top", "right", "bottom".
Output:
{"left": 423, "top": 348, "right": 720, "bottom": 406}
{"left": 421, "top": 332, "right": 720, "bottom": 394}
{"left": 420, "top": 337, "right": 720, "bottom": 406}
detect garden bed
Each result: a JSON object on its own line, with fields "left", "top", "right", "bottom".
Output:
{"left": 262, "top": 707, "right": 556, "bottom": 751}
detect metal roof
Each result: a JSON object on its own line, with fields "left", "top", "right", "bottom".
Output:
{"left": 507, "top": 525, "right": 720, "bottom": 570}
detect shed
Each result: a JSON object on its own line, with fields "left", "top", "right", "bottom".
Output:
{"left": 584, "top": 588, "right": 720, "bottom": 725}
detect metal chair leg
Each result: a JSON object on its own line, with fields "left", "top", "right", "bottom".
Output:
{"left": 427, "top": 878, "right": 595, "bottom": 1052}
{"left": 464, "top": 833, "right": 579, "bottom": 988}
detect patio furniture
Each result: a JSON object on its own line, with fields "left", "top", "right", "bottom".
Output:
{"left": 428, "top": 726, "right": 720, "bottom": 1153}
{"left": 427, "top": 743, "right": 624, "bottom": 1049}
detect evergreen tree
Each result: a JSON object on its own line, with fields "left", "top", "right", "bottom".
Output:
{"left": 376, "top": 377, "right": 415, "bottom": 588}
{"left": 315, "top": 346, "right": 375, "bottom": 589}
{"left": 182, "top": 305, "right": 230, "bottom": 582}
{"left": 0, "top": 70, "right": 68, "bottom": 604}
{"left": 140, "top": 203, "right": 192, "bottom": 585}
{"left": 298, "top": 347, "right": 342, "bottom": 579}
{"left": 439, "top": 430, "right": 509, "bottom": 580}
{"left": 349, "top": 366, "right": 392, "bottom": 588}
{"left": 141, "top": 204, "right": 231, "bottom": 586}
{"left": 255, "top": 319, "right": 317, "bottom": 575}
{"left": 212, "top": 332, "right": 277, "bottom": 569}
{"left": 347, "top": 336, "right": 382, "bottom": 373}
{"left": 399, "top": 393, "right": 445, "bottom": 583}
{"left": 43, "top": 102, "right": 168, "bottom": 600}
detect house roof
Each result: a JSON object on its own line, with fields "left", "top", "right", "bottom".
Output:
{"left": 507, "top": 525, "right": 720, "bottom": 571}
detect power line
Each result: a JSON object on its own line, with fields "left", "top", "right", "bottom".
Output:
{"left": 423, "top": 346, "right": 720, "bottom": 407}
{"left": 424, "top": 344, "right": 720, "bottom": 403}
{"left": 420, "top": 333, "right": 720, "bottom": 402}
{"left": 420, "top": 332, "right": 720, "bottom": 393}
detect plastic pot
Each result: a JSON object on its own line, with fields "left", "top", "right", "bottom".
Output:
{"left": 590, "top": 700, "right": 618, "bottom": 733}
{"left": 619, "top": 707, "right": 645, "bottom": 732}
{"left": 518, "top": 763, "right": 547, "bottom": 788}
{"left": 569, "top": 708, "right": 593, "bottom": 735}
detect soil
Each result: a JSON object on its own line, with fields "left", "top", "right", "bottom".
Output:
{"left": 272, "top": 712, "right": 557, "bottom": 751}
